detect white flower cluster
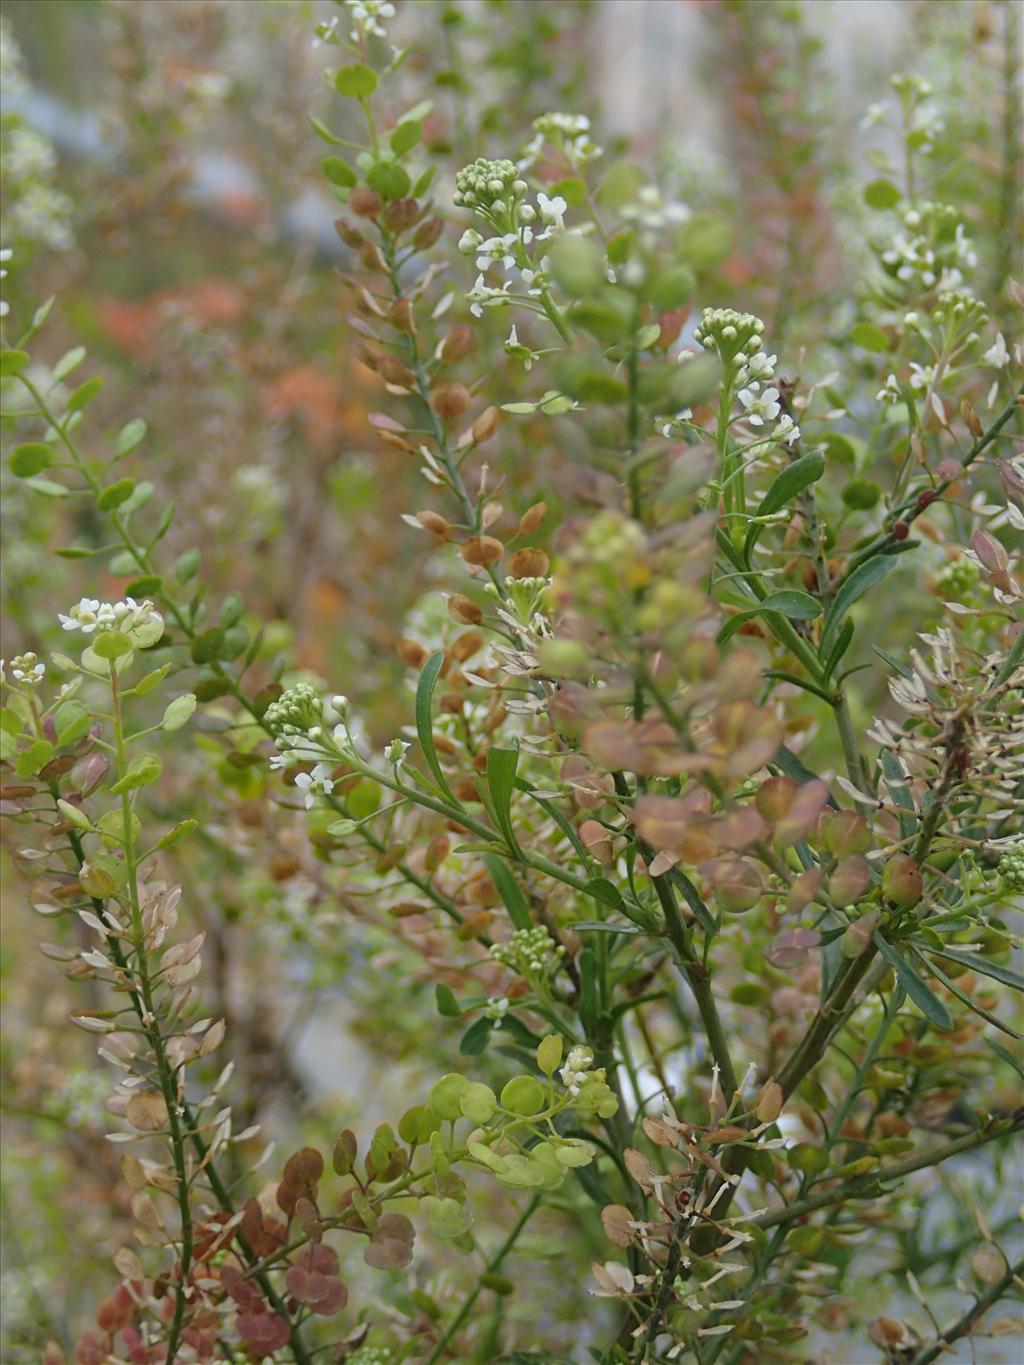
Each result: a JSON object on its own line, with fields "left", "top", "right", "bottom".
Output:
{"left": 695, "top": 308, "right": 798, "bottom": 446}
{"left": 879, "top": 205, "right": 976, "bottom": 294}
{"left": 519, "top": 111, "right": 602, "bottom": 172}
{"left": 621, "top": 185, "right": 690, "bottom": 234}
{"left": 1, "top": 652, "right": 45, "bottom": 687}
{"left": 456, "top": 161, "right": 569, "bottom": 319}
{"left": 57, "top": 597, "right": 163, "bottom": 647}
{"left": 490, "top": 924, "right": 565, "bottom": 980}
{"left": 483, "top": 995, "right": 511, "bottom": 1025}
{"left": 344, "top": 0, "right": 395, "bottom": 41}
{"left": 559, "top": 1044, "right": 594, "bottom": 1096}
{"left": 264, "top": 684, "right": 353, "bottom": 774}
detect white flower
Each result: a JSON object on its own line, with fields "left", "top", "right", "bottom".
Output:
{"left": 344, "top": 0, "right": 395, "bottom": 41}
{"left": 983, "top": 333, "right": 1009, "bottom": 369}
{"left": 467, "top": 274, "right": 511, "bottom": 318}
{"left": 860, "top": 101, "right": 889, "bottom": 130}
{"left": 536, "top": 193, "right": 567, "bottom": 229}
{"left": 877, "top": 373, "right": 902, "bottom": 404}
{"left": 560, "top": 1044, "right": 594, "bottom": 1095}
{"left": 908, "top": 362, "right": 935, "bottom": 391}
{"left": 385, "top": 737, "right": 410, "bottom": 765}
{"left": 57, "top": 597, "right": 163, "bottom": 647}
{"left": 457, "top": 228, "right": 482, "bottom": 255}
{"left": 2, "top": 652, "right": 45, "bottom": 686}
{"left": 773, "top": 414, "right": 800, "bottom": 447}
{"left": 294, "top": 763, "right": 334, "bottom": 809}
{"left": 484, "top": 996, "right": 510, "bottom": 1025}
{"left": 737, "top": 385, "right": 781, "bottom": 426}
{"left": 0, "top": 245, "right": 10, "bottom": 318}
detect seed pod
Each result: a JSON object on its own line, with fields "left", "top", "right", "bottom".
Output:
{"left": 431, "top": 384, "right": 471, "bottom": 421}
{"left": 350, "top": 187, "right": 383, "bottom": 218}
{"left": 440, "top": 324, "right": 477, "bottom": 362}
{"left": 471, "top": 405, "right": 499, "bottom": 443}
{"left": 389, "top": 299, "right": 415, "bottom": 335}
{"left": 424, "top": 834, "right": 450, "bottom": 871}
{"left": 378, "top": 429, "right": 416, "bottom": 454}
{"left": 358, "top": 242, "right": 388, "bottom": 273}
{"left": 579, "top": 819, "right": 613, "bottom": 866}
{"left": 334, "top": 218, "right": 364, "bottom": 248}
{"left": 386, "top": 197, "right": 419, "bottom": 231}
{"left": 508, "top": 547, "right": 550, "bottom": 579}
{"left": 461, "top": 536, "right": 504, "bottom": 567}
{"left": 450, "top": 630, "right": 483, "bottom": 662}
{"left": 881, "top": 854, "right": 923, "bottom": 908}
{"left": 416, "top": 510, "right": 451, "bottom": 539}
{"left": 396, "top": 637, "right": 427, "bottom": 668}
{"left": 413, "top": 216, "right": 444, "bottom": 250}
{"left": 960, "top": 398, "right": 983, "bottom": 438}
{"left": 378, "top": 357, "right": 416, "bottom": 389}
{"left": 518, "top": 501, "right": 548, "bottom": 535}
{"left": 448, "top": 593, "right": 483, "bottom": 625}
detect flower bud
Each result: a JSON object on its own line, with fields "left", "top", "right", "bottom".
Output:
{"left": 882, "top": 854, "right": 923, "bottom": 908}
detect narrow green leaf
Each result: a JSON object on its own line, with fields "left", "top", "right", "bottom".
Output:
{"left": 0, "top": 349, "right": 29, "bottom": 375}
{"left": 485, "top": 743, "right": 521, "bottom": 855}
{"left": 879, "top": 749, "right": 917, "bottom": 838}
{"left": 415, "top": 651, "right": 460, "bottom": 805}
{"left": 481, "top": 853, "right": 532, "bottom": 931}
{"left": 822, "top": 555, "right": 898, "bottom": 655}
{"left": 755, "top": 451, "right": 826, "bottom": 520}
{"left": 931, "top": 948, "right": 1024, "bottom": 993}
{"left": 874, "top": 934, "right": 953, "bottom": 1030}
{"left": 915, "top": 947, "right": 1020, "bottom": 1039}
{"left": 985, "top": 1036, "right": 1024, "bottom": 1080}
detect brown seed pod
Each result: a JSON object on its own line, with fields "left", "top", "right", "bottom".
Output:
{"left": 396, "top": 638, "right": 427, "bottom": 668}
{"left": 471, "top": 405, "right": 499, "bottom": 443}
{"left": 388, "top": 298, "right": 415, "bottom": 335}
{"left": 508, "top": 547, "right": 549, "bottom": 578}
{"left": 349, "top": 187, "right": 383, "bottom": 218}
{"left": 518, "top": 501, "right": 548, "bottom": 535}
{"left": 450, "top": 630, "right": 483, "bottom": 662}
{"left": 448, "top": 593, "right": 483, "bottom": 625}
{"left": 413, "top": 216, "right": 444, "bottom": 249}
{"left": 431, "top": 384, "right": 471, "bottom": 421}
{"left": 385, "top": 197, "right": 419, "bottom": 231}
{"left": 441, "top": 323, "right": 477, "bottom": 362}
{"left": 416, "top": 510, "right": 451, "bottom": 539}
{"left": 461, "top": 536, "right": 504, "bottom": 567}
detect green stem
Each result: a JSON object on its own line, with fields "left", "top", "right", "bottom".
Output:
{"left": 423, "top": 1194, "right": 541, "bottom": 1365}
{"left": 109, "top": 664, "right": 193, "bottom": 1364}
{"left": 908, "top": 1255, "right": 1024, "bottom": 1365}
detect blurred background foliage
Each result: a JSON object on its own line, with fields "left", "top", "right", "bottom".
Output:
{"left": 1, "top": 0, "right": 1020, "bottom": 1357}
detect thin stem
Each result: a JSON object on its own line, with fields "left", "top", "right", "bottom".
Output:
{"left": 423, "top": 1194, "right": 541, "bottom": 1365}
{"left": 908, "top": 1256, "right": 1024, "bottom": 1365}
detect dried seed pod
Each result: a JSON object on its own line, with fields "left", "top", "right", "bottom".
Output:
{"left": 396, "top": 638, "right": 428, "bottom": 668}
{"left": 389, "top": 298, "right": 416, "bottom": 335}
{"left": 378, "top": 357, "right": 417, "bottom": 388}
{"left": 448, "top": 593, "right": 483, "bottom": 625}
{"left": 350, "top": 187, "right": 383, "bottom": 218}
{"left": 385, "top": 197, "right": 419, "bottom": 231}
{"left": 416, "top": 510, "right": 451, "bottom": 539}
{"left": 450, "top": 630, "right": 483, "bottom": 662}
{"left": 413, "top": 215, "right": 444, "bottom": 249}
{"left": 461, "top": 536, "right": 504, "bottom": 567}
{"left": 508, "top": 547, "right": 549, "bottom": 579}
{"left": 431, "top": 384, "right": 471, "bottom": 421}
{"left": 518, "top": 501, "right": 548, "bottom": 536}
{"left": 441, "top": 323, "right": 477, "bottom": 362}
{"left": 334, "top": 218, "right": 364, "bottom": 248}
{"left": 471, "top": 405, "right": 499, "bottom": 443}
